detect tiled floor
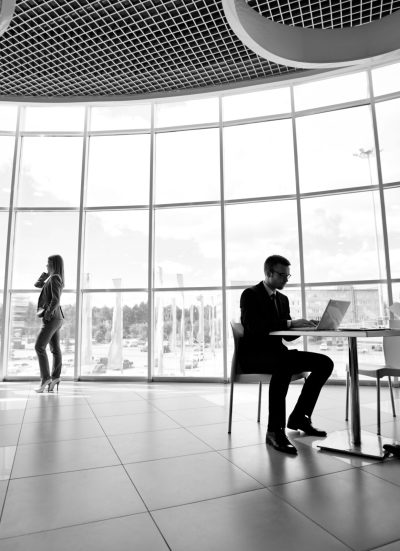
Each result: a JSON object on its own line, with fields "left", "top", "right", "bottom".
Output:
{"left": 0, "top": 380, "right": 399, "bottom": 550}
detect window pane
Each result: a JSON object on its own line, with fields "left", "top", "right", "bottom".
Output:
{"left": 225, "top": 200, "right": 300, "bottom": 286}
{"left": 222, "top": 87, "right": 291, "bottom": 121}
{"left": 155, "top": 97, "right": 219, "bottom": 128}
{"left": 372, "top": 62, "right": 400, "bottom": 97}
{"left": 80, "top": 292, "right": 148, "bottom": 377}
{"left": 0, "top": 213, "right": 6, "bottom": 350}
{"left": 155, "top": 129, "right": 220, "bottom": 204}
{"left": 392, "top": 284, "right": 400, "bottom": 314}
{"left": 0, "top": 104, "right": 18, "bottom": 131}
{"left": 7, "top": 292, "right": 76, "bottom": 378}
{"left": 0, "top": 213, "right": 8, "bottom": 289}
{"left": 294, "top": 72, "right": 368, "bottom": 111}
{"left": 12, "top": 212, "right": 79, "bottom": 289}
{"left": 385, "top": 187, "right": 400, "bottom": 278}
{"left": 22, "top": 106, "right": 84, "bottom": 132}
{"left": 0, "top": 136, "right": 14, "bottom": 207}
{"left": 154, "top": 206, "right": 221, "bottom": 287}
{"left": 375, "top": 99, "right": 400, "bottom": 184}
{"left": 86, "top": 135, "right": 150, "bottom": 206}
{"left": 305, "top": 284, "right": 387, "bottom": 379}
{"left": 18, "top": 137, "right": 83, "bottom": 207}
{"left": 224, "top": 120, "right": 295, "bottom": 199}
{"left": 83, "top": 210, "right": 148, "bottom": 289}
{"left": 153, "top": 290, "right": 223, "bottom": 377}
{"left": 296, "top": 106, "right": 377, "bottom": 192}
{"left": 301, "top": 192, "right": 385, "bottom": 282}
{"left": 90, "top": 104, "right": 151, "bottom": 131}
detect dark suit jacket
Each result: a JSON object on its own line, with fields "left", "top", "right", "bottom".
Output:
{"left": 239, "top": 281, "right": 297, "bottom": 371}
{"left": 35, "top": 273, "right": 64, "bottom": 320}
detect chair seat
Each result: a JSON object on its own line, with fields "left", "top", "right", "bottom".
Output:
{"left": 235, "top": 372, "right": 306, "bottom": 384}
{"left": 357, "top": 365, "right": 400, "bottom": 378}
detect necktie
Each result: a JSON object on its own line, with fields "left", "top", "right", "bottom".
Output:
{"left": 271, "top": 294, "right": 280, "bottom": 316}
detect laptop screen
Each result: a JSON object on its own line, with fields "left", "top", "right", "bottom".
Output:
{"left": 317, "top": 299, "right": 351, "bottom": 330}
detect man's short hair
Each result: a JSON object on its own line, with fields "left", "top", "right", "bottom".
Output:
{"left": 264, "top": 255, "right": 291, "bottom": 274}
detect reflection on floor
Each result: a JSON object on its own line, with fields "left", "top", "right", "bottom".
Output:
{"left": 0, "top": 380, "right": 399, "bottom": 550}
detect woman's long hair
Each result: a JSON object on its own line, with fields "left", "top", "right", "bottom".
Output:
{"left": 48, "top": 255, "right": 65, "bottom": 287}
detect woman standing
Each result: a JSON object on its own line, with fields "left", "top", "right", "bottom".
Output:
{"left": 34, "top": 254, "right": 65, "bottom": 393}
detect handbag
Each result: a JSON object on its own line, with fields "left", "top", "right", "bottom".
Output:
{"left": 36, "top": 307, "right": 45, "bottom": 318}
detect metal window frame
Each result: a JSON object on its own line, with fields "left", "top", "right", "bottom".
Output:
{"left": 1, "top": 63, "right": 400, "bottom": 382}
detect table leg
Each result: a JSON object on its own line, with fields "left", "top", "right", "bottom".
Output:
{"left": 348, "top": 336, "right": 361, "bottom": 445}
{"left": 316, "top": 336, "right": 391, "bottom": 459}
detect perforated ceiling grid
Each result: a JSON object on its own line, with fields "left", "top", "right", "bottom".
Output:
{"left": 0, "top": 0, "right": 399, "bottom": 98}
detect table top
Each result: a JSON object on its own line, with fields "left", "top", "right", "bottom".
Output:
{"left": 270, "top": 329, "right": 400, "bottom": 337}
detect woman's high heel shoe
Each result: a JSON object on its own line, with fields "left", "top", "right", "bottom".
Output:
{"left": 48, "top": 378, "right": 61, "bottom": 392}
{"left": 35, "top": 378, "right": 52, "bottom": 393}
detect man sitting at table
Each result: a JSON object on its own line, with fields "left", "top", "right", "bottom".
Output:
{"left": 239, "top": 254, "right": 334, "bottom": 455}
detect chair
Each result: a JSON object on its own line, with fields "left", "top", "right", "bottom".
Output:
{"left": 228, "top": 321, "right": 308, "bottom": 433}
{"left": 345, "top": 336, "right": 400, "bottom": 435}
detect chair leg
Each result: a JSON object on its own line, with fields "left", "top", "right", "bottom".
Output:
{"left": 257, "top": 382, "right": 262, "bottom": 422}
{"left": 345, "top": 369, "right": 349, "bottom": 421}
{"left": 388, "top": 376, "right": 396, "bottom": 418}
{"left": 228, "top": 380, "right": 234, "bottom": 434}
{"left": 377, "top": 377, "right": 381, "bottom": 436}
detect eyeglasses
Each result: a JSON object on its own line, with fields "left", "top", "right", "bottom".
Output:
{"left": 272, "top": 270, "right": 291, "bottom": 279}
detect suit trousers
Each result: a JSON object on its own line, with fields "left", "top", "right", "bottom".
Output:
{"left": 35, "top": 318, "right": 63, "bottom": 382}
{"left": 265, "top": 350, "right": 334, "bottom": 431}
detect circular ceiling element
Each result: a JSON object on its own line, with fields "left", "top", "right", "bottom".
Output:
{"left": 222, "top": 0, "right": 400, "bottom": 69}
{"left": 0, "top": 0, "right": 16, "bottom": 37}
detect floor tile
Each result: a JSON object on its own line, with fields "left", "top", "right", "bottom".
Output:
{"left": 84, "top": 391, "right": 145, "bottom": 404}
{"left": 0, "top": 466, "right": 146, "bottom": 538}
{"left": 149, "top": 396, "right": 217, "bottom": 411}
{"left": 369, "top": 540, "right": 400, "bottom": 551}
{"left": 125, "top": 451, "right": 262, "bottom": 510}
{"left": 0, "top": 400, "right": 27, "bottom": 411}
{"left": 98, "top": 411, "right": 179, "bottom": 436}
{"left": 0, "top": 447, "right": 16, "bottom": 480}
{"left": 187, "top": 420, "right": 266, "bottom": 450}
{"left": 0, "top": 410, "right": 24, "bottom": 426}
{"left": 0, "top": 480, "right": 8, "bottom": 511}
{"left": 362, "top": 459, "right": 400, "bottom": 487}
{"left": 0, "top": 425, "right": 21, "bottom": 447}
{"left": 23, "top": 404, "right": 94, "bottom": 424}
{"left": 0, "top": 513, "right": 169, "bottom": 551}
{"left": 12, "top": 437, "right": 120, "bottom": 478}
{"left": 26, "top": 395, "right": 88, "bottom": 409}
{"left": 220, "top": 441, "right": 351, "bottom": 486}
{"left": 18, "top": 417, "right": 104, "bottom": 445}
{"left": 90, "top": 400, "right": 156, "bottom": 417}
{"left": 270, "top": 469, "right": 400, "bottom": 551}
{"left": 373, "top": 420, "right": 400, "bottom": 441}
{"left": 110, "top": 427, "right": 212, "bottom": 464}
{"left": 166, "top": 406, "right": 244, "bottom": 427}
{"left": 152, "top": 488, "right": 350, "bottom": 551}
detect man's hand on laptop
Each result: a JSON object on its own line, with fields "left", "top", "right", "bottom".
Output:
{"left": 291, "top": 319, "right": 317, "bottom": 328}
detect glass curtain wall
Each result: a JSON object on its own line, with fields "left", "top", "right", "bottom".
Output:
{"left": 1, "top": 61, "right": 400, "bottom": 381}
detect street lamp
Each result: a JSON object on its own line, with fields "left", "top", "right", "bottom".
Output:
{"left": 353, "top": 147, "right": 385, "bottom": 322}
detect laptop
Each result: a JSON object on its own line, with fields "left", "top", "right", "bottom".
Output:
{"left": 292, "top": 299, "right": 351, "bottom": 331}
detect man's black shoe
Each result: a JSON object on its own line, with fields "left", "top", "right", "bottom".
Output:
{"left": 266, "top": 429, "right": 297, "bottom": 455}
{"left": 287, "top": 415, "right": 327, "bottom": 437}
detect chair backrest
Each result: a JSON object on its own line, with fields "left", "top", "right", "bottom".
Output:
{"left": 230, "top": 321, "right": 272, "bottom": 383}
{"left": 230, "top": 322, "right": 244, "bottom": 378}
{"left": 383, "top": 336, "right": 400, "bottom": 369}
